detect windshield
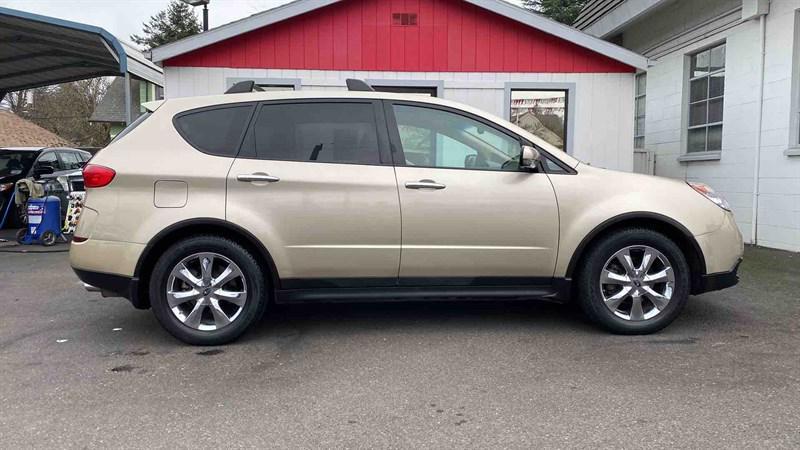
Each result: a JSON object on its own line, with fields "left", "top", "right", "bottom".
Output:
{"left": 0, "top": 150, "right": 37, "bottom": 177}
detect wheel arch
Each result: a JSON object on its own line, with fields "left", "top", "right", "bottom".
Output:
{"left": 565, "top": 212, "right": 707, "bottom": 295}
{"left": 133, "top": 218, "right": 281, "bottom": 308}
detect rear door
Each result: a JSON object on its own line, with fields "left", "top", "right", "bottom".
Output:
{"left": 226, "top": 99, "right": 401, "bottom": 287}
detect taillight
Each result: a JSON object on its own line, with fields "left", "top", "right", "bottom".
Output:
{"left": 82, "top": 164, "right": 116, "bottom": 188}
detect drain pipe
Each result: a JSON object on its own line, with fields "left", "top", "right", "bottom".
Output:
{"left": 750, "top": 13, "right": 767, "bottom": 246}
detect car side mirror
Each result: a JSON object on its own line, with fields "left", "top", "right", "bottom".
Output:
{"left": 33, "top": 165, "right": 54, "bottom": 178}
{"left": 520, "top": 145, "right": 540, "bottom": 170}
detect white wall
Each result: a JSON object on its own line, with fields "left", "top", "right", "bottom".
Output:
{"left": 629, "top": 0, "right": 800, "bottom": 251}
{"left": 164, "top": 67, "right": 635, "bottom": 172}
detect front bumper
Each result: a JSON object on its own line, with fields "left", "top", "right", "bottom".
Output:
{"left": 73, "top": 268, "right": 147, "bottom": 309}
{"left": 693, "top": 259, "right": 741, "bottom": 295}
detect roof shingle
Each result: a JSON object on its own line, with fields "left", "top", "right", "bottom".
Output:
{"left": 0, "top": 110, "right": 70, "bottom": 147}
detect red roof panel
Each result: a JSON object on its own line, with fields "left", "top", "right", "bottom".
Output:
{"left": 165, "top": 0, "right": 633, "bottom": 73}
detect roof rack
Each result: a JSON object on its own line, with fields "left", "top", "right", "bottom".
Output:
{"left": 225, "top": 78, "right": 375, "bottom": 94}
{"left": 225, "top": 80, "right": 265, "bottom": 94}
{"left": 346, "top": 79, "right": 375, "bottom": 92}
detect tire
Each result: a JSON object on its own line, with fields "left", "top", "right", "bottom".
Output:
{"left": 576, "top": 228, "right": 690, "bottom": 335}
{"left": 149, "top": 235, "right": 268, "bottom": 345}
{"left": 41, "top": 230, "right": 56, "bottom": 246}
{"left": 15, "top": 228, "right": 26, "bottom": 244}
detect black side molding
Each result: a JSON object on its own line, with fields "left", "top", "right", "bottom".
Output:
{"left": 276, "top": 284, "right": 565, "bottom": 304}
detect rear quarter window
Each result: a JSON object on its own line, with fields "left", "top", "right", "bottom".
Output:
{"left": 174, "top": 104, "right": 255, "bottom": 157}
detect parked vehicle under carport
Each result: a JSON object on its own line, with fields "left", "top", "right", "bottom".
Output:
{"left": 0, "top": 147, "right": 91, "bottom": 228}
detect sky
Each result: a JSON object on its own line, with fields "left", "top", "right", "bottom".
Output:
{"left": 0, "top": 0, "right": 293, "bottom": 48}
{"left": 1, "top": 0, "right": 527, "bottom": 50}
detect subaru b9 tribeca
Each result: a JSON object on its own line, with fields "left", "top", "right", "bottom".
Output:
{"left": 71, "top": 86, "right": 743, "bottom": 345}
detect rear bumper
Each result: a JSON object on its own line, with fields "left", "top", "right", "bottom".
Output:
{"left": 73, "top": 268, "right": 147, "bottom": 309}
{"left": 693, "top": 259, "right": 741, "bottom": 295}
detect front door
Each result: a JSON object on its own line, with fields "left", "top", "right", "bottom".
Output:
{"left": 386, "top": 102, "right": 559, "bottom": 283}
{"left": 226, "top": 100, "right": 401, "bottom": 286}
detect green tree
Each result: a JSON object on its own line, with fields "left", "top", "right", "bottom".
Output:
{"left": 523, "top": 0, "right": 589, "bottom": 25}
{"left": 131, "top": 0, "right": 202, "bottom": 50}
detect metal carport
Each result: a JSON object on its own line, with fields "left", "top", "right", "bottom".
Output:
{"left": 0, "top": 6, "right": 163, "bottom": 125}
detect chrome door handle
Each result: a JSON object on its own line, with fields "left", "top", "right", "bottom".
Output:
{"left": 405, "top": 179, "right": 446, "bottom": 190}
{"left": 237, "top": 173, "right": 280, "bottom": 183}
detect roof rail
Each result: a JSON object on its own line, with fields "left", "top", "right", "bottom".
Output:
{"left": 346, "top": 79, "right": 375, "bottom": 92}
{"left": 225, "top": 80, "right": 265, "bottom": 94}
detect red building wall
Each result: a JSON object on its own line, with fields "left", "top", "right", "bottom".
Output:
{"left": 165, "top": 0, "right": 633, "bottom": 73}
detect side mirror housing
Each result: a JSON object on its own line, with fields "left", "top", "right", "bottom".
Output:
{"left": 520, "top": 145, "right": 540, "bottom": 170}
{"left": 33, "top": 165, "right": 54, "bottom": 178}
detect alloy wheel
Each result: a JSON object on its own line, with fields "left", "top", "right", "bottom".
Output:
{"left": 166, "top": 252, "right": 247, "bottom": 331}
{"left": 599, "top": 245, "right": 675, "bottom": 321}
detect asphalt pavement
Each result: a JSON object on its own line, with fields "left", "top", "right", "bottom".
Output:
{"left": 0, "top": 244, "right": 798, "bottom": 448}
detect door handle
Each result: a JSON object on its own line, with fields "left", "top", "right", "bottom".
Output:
{"left": 405, "top": 179, "right": 446, "bottom": 190}
{"left": 237, "top": 173, "right": 280, "bottom": 183}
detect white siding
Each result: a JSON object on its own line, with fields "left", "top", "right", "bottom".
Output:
{"left": 629, "top": 0, "right": 800, "bottom": 251}
{"left": 163, "top": 67, "right": 635, "bottom": 172}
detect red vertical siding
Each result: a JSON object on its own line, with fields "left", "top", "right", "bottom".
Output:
{"left": 165, "top": 0, "right": 634, "bottom": 73}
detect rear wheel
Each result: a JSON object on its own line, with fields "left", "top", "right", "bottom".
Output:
{"left": 149, "top": 235, "right": 267, "bottom": 345}
{"left": 576, "top": 228, "right": 690, "bottom": 334}
{"left": 41, "top": 230, "right": 56, "bottom": 246}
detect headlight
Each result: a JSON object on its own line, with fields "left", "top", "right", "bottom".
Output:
{"left": 688, "top": 182, "right": 730, "bottom": 211}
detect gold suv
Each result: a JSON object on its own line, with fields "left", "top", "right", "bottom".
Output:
{"left": 71, "top": 80, "right": 743, "bottom": 345}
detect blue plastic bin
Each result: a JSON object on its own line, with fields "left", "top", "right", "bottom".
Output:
{"left": 17, "top": 196, "right": 63, "bottom": 246}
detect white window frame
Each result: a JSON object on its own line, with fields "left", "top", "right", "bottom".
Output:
{"left": 365, "top": 79, "right": 444, "bottom": 97}
{"left": 503, "top": 82, "right": 576, "bottom": 155}
{"left": 678, "top": 41, "right": 726, "bottom": 162}
{"left": 634, "top": 72, "right": 646, "bottom": 150}
{"left": 787, "top": 9, "right": 800, "bottom": 156}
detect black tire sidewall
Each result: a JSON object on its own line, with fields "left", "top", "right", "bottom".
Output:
{"left": 578, "top": 228, "right": 690, "bottom": 334}
{"left": 149, "top": 236, "right": 267, "bottom": 345}
{"left": 41, "top": 231, "right": 56, "bottom": 246}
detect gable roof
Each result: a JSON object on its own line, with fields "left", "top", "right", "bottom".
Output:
{"left": 0, "top": 111, "right": 70, "bottom": 147}
{"left": 151, "top": 0, "right": 648, "bottom": 70}
{"left": 575, "top": 0, "right": 669, "bottom": 38}
{"left": 89, "top": 77, "right": 141, "bottom": 124}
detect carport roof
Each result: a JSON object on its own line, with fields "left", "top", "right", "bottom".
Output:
{"left": 0, "top": 6, "right": 163, "bottom": 96}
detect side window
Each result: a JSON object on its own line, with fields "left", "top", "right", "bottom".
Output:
{"left": 79, "top": 152, "right": 92, "bottom": 163}
{"left": 392, "top": 104, "right": 522, "bottom": 171}
{"left": 243, "top": 102, "right": 381, "bottom": 165}
{"left": 59, "top": 151, "right": 82, "bottom": 170}
{"left": 36, "top": 152, "right": 58, "bottom": 169}
{"left": 174, "top": 105, "right": 254, "bottom": 157}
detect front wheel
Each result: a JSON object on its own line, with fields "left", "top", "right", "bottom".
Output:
{"left": 149, "top": 235, "right": 268, "bottom": 345}
{"left": 576, "top": 228, "right": 690, "bottom": 334}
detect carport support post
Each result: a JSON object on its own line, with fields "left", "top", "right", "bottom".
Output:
{"left": 124, "top": 72, "right": 132, "bottom": 126}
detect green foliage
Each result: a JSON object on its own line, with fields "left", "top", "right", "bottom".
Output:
{"left": 522, "top": 0, "right": 589, "bottom": 25}
{"left": 131, "top": 0, "right": 202, "bottom": 50}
